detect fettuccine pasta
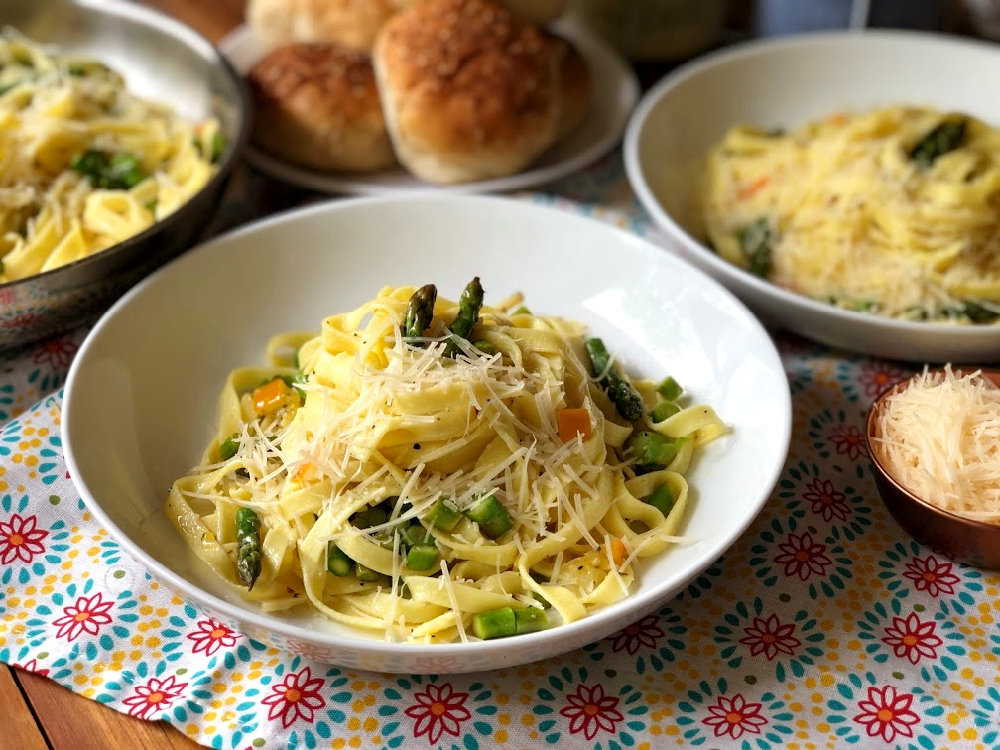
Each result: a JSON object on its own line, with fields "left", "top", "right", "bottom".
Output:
{"left": 702, "top": 106, "right": 1000, "bottom": 323}
{"left": 167, "top": 283, "right": 726, "bottom": 643}
{"left": 0, "top": 30, "right": 222, "bottom": 283}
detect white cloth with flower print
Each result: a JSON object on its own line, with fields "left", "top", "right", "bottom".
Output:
{"left": 3, "top": 196, "right": 1000, "bottom": 749}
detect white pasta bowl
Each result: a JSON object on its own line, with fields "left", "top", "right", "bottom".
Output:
{"left": 63, "top": 195, "right": 790, "bottom": 673}
{"left": 624, "top": 30, "right": 1000, "bottom": 363}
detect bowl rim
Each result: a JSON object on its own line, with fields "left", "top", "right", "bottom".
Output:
{"left": 623, "top": 27, "right": 1000, "bottom": 340}
{"left": 62, "top": 193, "right": 793, "bottom": 661}
{"left": 865, "top": 367, "right": 1000, "bottom": 533}
{"left": 0, "top": 0, "right": 251, "bottom": 293}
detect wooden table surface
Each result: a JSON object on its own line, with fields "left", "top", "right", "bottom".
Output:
{"left": 1, "top": 8, "right": 243, "bottom": 748}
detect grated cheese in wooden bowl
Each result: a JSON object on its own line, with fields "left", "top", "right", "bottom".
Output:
{"left": 873, "top": 365, "right": 1000, "bottom": 524}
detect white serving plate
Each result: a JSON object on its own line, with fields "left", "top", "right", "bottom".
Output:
{"left": 219, "top": 20, "right": 639, "bottom": 195}
{"left": 624, "top": 30, "right": 1000, "bottom": 364}
{"left": 63, "top": 195, "right": 790, "bottom": 673}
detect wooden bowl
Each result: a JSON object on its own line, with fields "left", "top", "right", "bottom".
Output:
{"left": 865, "top": 368, "right": 1000, "bottom": 569}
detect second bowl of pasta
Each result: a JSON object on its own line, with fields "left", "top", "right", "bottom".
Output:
{"left": 62, "top": 194, "right": 790, "bottom": 673}
{"left": 0, "top": 0, "right": 248, "bottom": 350}
{"left": 624, "top": 30, "right": 1000, "bottom": 363}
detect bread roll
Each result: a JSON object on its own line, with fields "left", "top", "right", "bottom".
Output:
{"left": 248, "top": 43, "right": 396, "bottom": 172}
{"left": 247, "top": 0, "right": 420, "bottom": 53}
{"left": 372, "top": 0, "right": 562, "bottom": 184}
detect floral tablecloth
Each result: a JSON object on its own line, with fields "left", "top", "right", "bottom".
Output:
{"left": 2, "top": 156, "right": 1000, "bottom": 750}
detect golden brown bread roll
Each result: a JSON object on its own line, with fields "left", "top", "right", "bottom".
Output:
{"left": 247, "top": 0, "right": 421, "bottom": 53}
{"left": 248, "top": 43, "right": 396, "bottom": 172}
{"left": 372, "top": 0, "right": 562, "bottom": 184}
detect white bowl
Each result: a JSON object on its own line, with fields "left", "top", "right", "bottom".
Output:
{"left": 624, "top": 30, "right": 1000, "bottom": 364}
{"left": 62, "top": 195, "right": 791, "bottom": 673}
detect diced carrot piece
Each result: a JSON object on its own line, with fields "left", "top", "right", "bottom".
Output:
{"left": 557, "top": 408, "right": 592, "bottom": 442}
{"left": 611, "top": 538, "right": 627, "bottom": 566}
{"left": 737, "top": 175, "right": 770, "bottom": 201}
{"left": 252, "top": 378, "right": 290, "bottom": 416}
{"left": 290, "top": 463, "right": 314, "bottom": 486}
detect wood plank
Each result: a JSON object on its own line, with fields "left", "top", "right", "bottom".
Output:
{"left": 16, "top": 670, "right": 197, "bottom": 750}
{"left": 0, "top": 667, "right": 49, "bottom": 750}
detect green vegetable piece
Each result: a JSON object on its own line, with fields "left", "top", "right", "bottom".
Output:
{"left": 514, "top": 606, "right": 548, "bottom": 634}
{"left": 404, "top": 284, "right": 438, "bottom": 341}
{"left": 235, "top": 507, "right": 262, "bottom": 590}
{"left": 425, "top": 497, "right": 462, "bottom": 531}
{"left": 646, "top": 482, "right": 676, "bottom": 517}
{"left": 625, "top": 432, "right": 682, "bottom": 472}
{"left": 292, "top": 371, "right": 308, "bottom": 401}
{"left": 211, "top": 132, "right": 227, "bottom": 162}
{"left": 218, "top": 434, "right": 240, "bottom": 462}
{"left": 398, "top": 522, "right": 434, "bottom": 548}
{"left": 737, "top": 217, "right": 772, "bottom": 278}
{"left": 532, "top": 591, "right": 551, "bottom": 609}
{"left": 351, "top": 505, "right": 388, "bottom": 530}
{"left": 910, "top": 117, "right": 966, "bottom": 167}
{"left": 473, "top": 340, "right": 497, "bottom": 356}
{"left": 444, "top": 277, "right": 485, "bottom": 358}
{"left": 650, "top": 401, "right": 680, "bottom": 423}
{"left": 583, "top": 338, "right": 644, "bottom": 422}
{"left": 144, "top": 199, "right": 157, "bottom": 214}
{"left": 355, "top": 564, "right": 385, "bottom": 583}
{"left": 471, "top": 607, "right": 517, "bottom": 640}
{"left": 961, "top": 300, "right": 1000, "bottom": 324}
{"left": 463, "top": 492, "right": 513, "bottom": 540}
{"left": 326, "top": 543, "right": 353, "bottom": 577}
{"left": 656, "top": 376, "right": 683, "bottom": 401}
{"left": 511, "top": 305, "right": 531, "bottom": 315}
{"left": 66, "top": 61, "right": 110, "bottom": 78}
{"left": 69, "top": 149, "right": 146, "bottom": 189}
{"left": 69, "top": 150, "right": 107, "bottom": 181}
{"left": 406, "top": 543, "right": 439, "bottom": 570}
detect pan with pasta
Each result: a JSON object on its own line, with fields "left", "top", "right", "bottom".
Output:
{"left": 166, "top": 280, "right": 726, "bottom": 644}
{"left": 701, "top": 105, "right": 1000, "bottom": 324}
{"left": 0, "top": 30, "right": 223, "bottom": 283}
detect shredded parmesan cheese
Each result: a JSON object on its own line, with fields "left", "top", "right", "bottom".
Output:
{"left": 874, "top": 365, "right": 1000, "bottom": 521}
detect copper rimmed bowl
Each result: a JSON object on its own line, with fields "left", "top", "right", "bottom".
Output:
{"left": 866, "top": 368, "right": 1000, "bottom": 569}
{"left": 0, "top": 0, "right": 249, "bottom": 352}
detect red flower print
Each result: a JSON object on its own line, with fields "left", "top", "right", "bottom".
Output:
{"left": 560, "top": 684, "right": 624, "bottom": 741}
{"left": 608, "top": 614, "right": 665, "bottom": 655}
{"left": 882, "top": 613, "right": 942, "bottom": 664}
{"left": 404, "top": 683, "right": 471, "bottom": 745}
{"left": 13, "top": 659, "right": 49, "bottom": 677}
{"left": 261, "top": 666, "right": 325, "bottom": 728}
{"left": 738, "top": 613, "right": 802, "bottom": 661}
{"left": 186, "top": 617, "right": 240, "bottom": 656}
{"left": 802, "top": 478, "right": 851, "bottom": 522}
{"left": 121, "top": 675, "right": 188, "bottom": 720}
{"left": 903, "top": 555, "right": 960, "bottom": 598}
{"left": 0, "top": 513, "right": 48, "bottom": 564}
{"left": 829, "top": 424, "right": 866, "bottom": 460}
{"left": 773, "top": 532, "right": 831, "bottom": 581}
{"left": 52, "top": 592, "right": 113, "bottom": 642}
{"left": 33, "top": 336, "right": 78, "bottom": 371}
{"left": 852, "top": 686, "right": 920, "bottom": 743}
{"left": 701, "top": 694, "right": 768, "bottom": 740}
{"left": 858, "top": 364, "right": 907, "bottom": 398}
{"left": 1, "top": 313, "right": 40, "bottom": 330}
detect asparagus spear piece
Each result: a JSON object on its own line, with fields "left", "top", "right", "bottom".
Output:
{"left": 471, "top": 607, "right": 517, "bottom": 639}
{"left": 583, "top": 338, "right": 644, "bottom": 422}
{"left": 650, "top": 401, "right": 680, "bottom": 423}
{"left": 444, "top": 277, "right": 484, "bottom": 358}
{"left": 737, "top": 217, "right": 772, "bottom": 278}
{"left": 217, "top": 433, "right": 240, "bottom": 461}
{"left": 514, "top": 606, "right": 548, "bottom": 634}
{"left": 910, "top": 117, "right": 966, "bottom": 167}
{"left": 404, "top": 284, "right": 438, "bottom": 341}
{"left": 646, "top": 482, "right": 676, "bottom": 517}
{"left": 463, "top": 492, "right": 513, "bottom": 539}
{"left": 327, "top": 543, "right": 353, "bottom": 577}
{"left": 235, "top": 507, "right": 262, "bottom": 590}
{"left": 625, "top": 432, "right": 685, "bottom": 473}
{"left": 425, "top": 497, "right": 462, "bottom": 531}
{"left": 406, "top": 543, "right": 439, "bottom": 570}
